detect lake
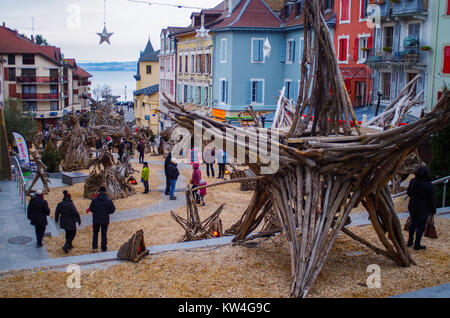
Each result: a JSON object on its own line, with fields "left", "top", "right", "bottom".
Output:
{"left": 89, "top": 70, "right": 137, "bottom": 102}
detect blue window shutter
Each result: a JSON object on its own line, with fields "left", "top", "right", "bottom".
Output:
{"left": 375, "top": 27, "right": 382, "bottom": 53}
{"left": 219, "top": 81, "right": 224, "bottom": 103}
{"left": 246, "top": 80, "right": 252, "bottom": 104}
{"left": 393, "top": 24, "right": 401, "bottom": 53}
{"left": 257, "top": 81, "right": 263, "bottom": 103}
{"left": 417, "top": 72, "right": 424, "bottom": 93}
{"left": 280, "top": 40, "right": 286, "bottom": 63}
{"left": 259, "top": 40, "right": 263, "bottom": 61}
{"left": 225, "top": 80, "right": 228, "bottom": 103}
{"left": 292, "top": 81, "right": 298, "bottom": 102}
{"left": 390, "top": 72, "right": 396, "bottom": 101}
{"left": 291, "top": 41, "right": 296, "bottom": 62}
{"left": 253, "top": 39, "right": 259, "bottom": 62}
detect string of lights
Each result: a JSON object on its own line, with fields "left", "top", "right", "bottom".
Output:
{"left": 127, "top": 0, "right": 205, "bottom": 10}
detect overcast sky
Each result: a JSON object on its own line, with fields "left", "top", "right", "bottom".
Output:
{"left": 0, "top": 0, "right": 222, "bottom": 62}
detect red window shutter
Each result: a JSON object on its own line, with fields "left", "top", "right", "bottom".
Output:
{"left": 339, "top": 39, "right": 344, "bottom": 60}
{"left": 354, "top": 38, "right": 359, "bottom": 62}
{"left": 341, "top": 0, "right": 349, "bottom": 21}
{"left": 437, "top": 91, "right": 442, "bottom": 100}
{"left": 443, "top": 46, "right": 450, "bottom": 74}
{"left": 9, "top": 84, "right": 16, "bottom": 98}
{"left": 447, "top": 0, "right": 450, "bottom": 15}
{"left": 368, "top": 36, "right": 373, "bottom": 49}
{"left": 3, "top": 68, "right": 7, "bottom": 81}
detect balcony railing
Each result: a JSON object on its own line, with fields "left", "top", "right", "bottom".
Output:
{"left": 16, "top": 76, "right": 60, "bottom": 83}
{"left": 365, "top": 45, "right": 426, "bottom": 69}
{"left": 73, "top": 89, "right": 79, "bottom": 95}
{"left": 371, "top": 0, "right": 426, "bottom": 18}
{"left": 17, "top": 93, "right": 60, "bottom": 100}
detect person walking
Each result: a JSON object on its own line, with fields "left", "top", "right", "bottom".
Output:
{"left": 88, "top": 186, "right": 116, "bottom": 252}
{"left": 55, "top": 191, "right": 81, "bottom": 253}
{"left": 95, "top": 137, "right": 103, "bottom": 158}
{"left": 191, "top": 162, "right": 202, "bottom": 203}
{"left": 167, "top": 158, "right": 179, "bottom": 200}
{"left": 203, "top": 146, "right": 215, "bottom": 178}
{"left": 117, "top": 140, "right": 125, "bottom": 163}
{"left": 164, "top": 152, "right": 172, "bottom": 195}
{"left": 406, "top": 166, "right": 436, "bottom": 251}
{"left": 217, "top": 149, "right": 227, "bottom": 179}
{"left": 141, "top": 162, "right": 150, "bottom": 194}
{"left": 137, "top": 139, "right": 145, "bottom": 164}
{"left": 27, "top": 190, "right": 50, "bottom": 248}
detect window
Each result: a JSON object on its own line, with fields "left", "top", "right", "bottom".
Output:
{"left": 381, "top": 72, "right": 391, "bottom": 101}
{"left": 8, "top": 67, "right": 16, "bottom": 81}
{"left": 324, "top": 0, "right": 334, "bottom": 11}
{"left": 252, "top": 38, "right": 264, "bottom": 62}
{"left": 408, "top": 23, "right": 421, "bottom": 42}
{"left": 358, "top": 36, "right": 369, "bottom": 62}
{"left": 184, "top": 55, "right": 188, "bottom": 73}
{"left": 338, "top": 36, "right": 348, "bottom": 62}
{"left": 179, "top": 54, "right": 183, "bottom": 73}
{"left": 286, "top": 39, "right": 296, "bottom": 63}
{"left": 284, "top": 80, "right": 292, "bottom": 99}
{"left": 50, "top": 84, "right": 58, "bottom": 94}
{"left": 220, "top": 38, "right": 227, "bottom": 63}
{"left": 205, "top": 53, "right": 211, "bottom": 74}
{"left": 384, "top": 26, "right": 394, "bottom": 48}
{"left": 197, "top": 86, "right": 202, "bottom": 104}
{"left": 295, "top": 2, "right": 304, "bottom": 16}
{"left": 204, "top": 86, "right": 209, "bottom": 106}
{"left": 22, "top": 85, "right": 36, "bottom": 94}
{"left": 50, "top": 101, "right": 58, "bottom": 111}
{"left": 50, "top": 69, "right": 59, "bottom": 81}
{"left": 443, "top": 46, "right": 450, "bottom": 74}
{"left": 22, "top": 54, "right": 35, "bottom": 65}
{"left": 250, "top": 80, "right": 263, "bottom": 104}
{"left": 7, "top": 54, "right": 15, "bottom": 65}
{"left": 183, "top": 84, "right": 188, "bottom": 103}
{"left": 299, "top": 37, "right": 304, "bottom": 62}
{"left": 190, "top": 53, "right": 195, "bottom": 73}
{"left": 220, "top": 79, "right": 228, "bottom": 104}
{"left": 360, "top": 0, "right": 368, "bottom": 19}
{"left": 340, "top": 0, "right": 350, "bottom": 23}
{"left": 146, "top": 65, "right": 151, "bottom": 74}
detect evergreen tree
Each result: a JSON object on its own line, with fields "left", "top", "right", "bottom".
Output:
{"left": 3, "top": 99, "right": 37, "bottom": 146}
{"left": 41, "top": 141, "right": 61, "bottom": 172}
{"left": 429, "top": 126, "right": 450, "bottom": 207}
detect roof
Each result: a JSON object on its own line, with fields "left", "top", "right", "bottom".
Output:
{"left": 0, "top": 25, "right": 62, "bottom": 65}
{"left": 134, "top": 84, "right": 159, "bottom": 97}
{"left": 63, "top": 58, "right": 92, "bottom": 78}
{"left": 339, "top": 66, "right": 371, "bottom": 79}
{"left": 139, "top": 39, "right": 160, "bottom": 62}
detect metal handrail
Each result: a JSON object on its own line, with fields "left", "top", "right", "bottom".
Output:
{"left": 10, "top": 156, "right": 27, "bottom": 212}
{"left": 392, "top": 175, "right": 450, "bottom": 207}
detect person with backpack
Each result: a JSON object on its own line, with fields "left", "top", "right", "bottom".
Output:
{"left": 137, "top": 139, "right": 145, "bottom": 164}
{"left": 55, "top": 191, "right": 81, "bottom": 253}
{"left": 406, "top": 166, "right": 436, "bottom": 250}
{"left": 27, "top": 190, "right": 50, "bottom": 248}
{"left": 141, "top": 162, "right": 150, "bottom": 194}
{"left": 198, "top": 179, "right": 207, "bottom": 206}
{"left": 191, "top": 162, "right": 202, "bottom": 203}
{"left": 88, "top": 186, "right": 116, "bottom": 252}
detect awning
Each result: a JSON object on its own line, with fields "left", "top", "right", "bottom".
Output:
{"left": 339, "top": 66, "right": 371, "bottom": 79}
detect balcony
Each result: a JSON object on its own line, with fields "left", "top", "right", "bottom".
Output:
{"left": 24, "top": 106, "right": 72, "bottom": 119}
{"left": 17, "top": 93, "right": 60, "bottom": 100}
{"left": 73, "top": 89, "right": 79, "bottom": 95}
{"left": 16, "top": 76, "right": 60, "bottom": 84}
{"left": 371, "top": 0, "right": 427, "bottom": 19}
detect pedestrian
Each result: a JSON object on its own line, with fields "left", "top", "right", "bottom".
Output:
{"left": 106, "top": 136, "right": 113, "bottom": 153}
{"left": 217, "top": 149, "right": 227, "bottom": 179}
{"left": 88, "top": 186, "right": 116, "bottom": 252}
{"left": 55, "top": 191, "right": 81, "bottom": 253}
{"left": 191, "top": 162, "right": 202, "bottom": 203}
{"left": 164, "top": 152, "right": 172, "bottom": 195}
{"left": 203, "top": 146, "right": 215, "bottom": 178}
{"left": 198, "top": 179, "right": 207, "bottom": 206}
{"left": 167, "top": 158, "right": 180, "bottom": 200}
{"left": 117, "top": 140, "right": 125, "bottom": 162}
{"left": 95, "top": 137, "right": 103, "bottom": 158}
{"left": 406, "top": 166, "right": 436, "bottom": 251}
{"left": 141, "top": 162, "right": 149, "bottom": 194}
{"left": 27, "top": 190, "right": 50, "bottom": 248}
{"left": 137, "top": 139, "right": 145, "bottom": 163}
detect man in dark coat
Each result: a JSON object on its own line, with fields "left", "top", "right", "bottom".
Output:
{"left": 95, "top": 138, "right": 103, "bottom": 158}
{"left": 407, "top": 166, "right": 436, "bottom": 250}
{"left": 55, "top": 192, "right": 81, "bottom": 253}
{"left": 88, "top": 186, "right": 116, "bottom": 252}
{"left": 138, "top": 139, "right": 145, "bottom": 164}
{"left": 167, "top": 158, "right": 179, "bottom": 200}
{"left": 164, "top": 152, "right": 172, "bottom": 195}
{"left": 27, "top": 190, "right": 50, "bottom": 247}
{"left": 117, "top": 140, "right": 125, "bottom": 163}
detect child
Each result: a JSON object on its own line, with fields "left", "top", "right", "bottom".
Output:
{"left": 199, "top": 179, "right": 207, "bottom": 206}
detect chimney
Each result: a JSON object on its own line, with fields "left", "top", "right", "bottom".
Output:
{"left": 2, "top": 22, "right": 5, "bottom": 27}
{"left": 31, "top": 34, "right": 34, "bottom": 42}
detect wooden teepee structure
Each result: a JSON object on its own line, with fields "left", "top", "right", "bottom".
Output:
{"left": 161, "top": 0, "right": 450, "bottom": 298}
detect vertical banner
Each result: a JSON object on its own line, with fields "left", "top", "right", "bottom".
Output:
{"left": 12, "top": 132, "right": 30, "bottom": 164}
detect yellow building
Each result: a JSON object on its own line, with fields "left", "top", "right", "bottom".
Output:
{"left": 134, "top": 39, "right": 160, "bottom": 133}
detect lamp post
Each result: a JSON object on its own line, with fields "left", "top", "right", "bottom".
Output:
{"left": 260, "top": 113, "right": 266, "bottom": 128}
{"left": 375, "top": 90, "right": 382, "bottom": 116}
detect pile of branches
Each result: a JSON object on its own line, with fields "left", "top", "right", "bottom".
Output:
{"left": 161, "top": 0, "right": 450, "bottom": 298}
{"left": 83, "top": 150, "right": 136, "bottom": 200}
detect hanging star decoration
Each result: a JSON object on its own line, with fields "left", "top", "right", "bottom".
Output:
{"left": 263, "top": 37, "right": 271, "bottom": 59}
{"left": 97, "top": 24, "right": 113, "bottom": 45}
{"left": 195, "top": 25, "right": 210, "bottom": 39}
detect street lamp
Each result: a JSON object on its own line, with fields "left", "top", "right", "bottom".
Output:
{"left": 260, "top": 113, "right": 266, "bottom": 128}
{"left": 375, "top": 90, "right": 382, "bottom": 116}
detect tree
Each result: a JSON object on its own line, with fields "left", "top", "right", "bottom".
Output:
{"left": 429, "top": 125, "right": 450, "bottom": 207}
{"left": 92, "top": 84, "right": 102, "bottom": 101}
{"left": 35, "top": 34, "right": 49, "bottom": 46}
{"left": 0, "top": 106, "right": 12, "bottom": 180}
{"left": 100, "top": 84, "right": 112, "bottom": 98}
{"left": 41, "top": 141, "right": 61, "bottom": 172}
{"left": 3, "top": 99, "right": 37, "bottom": 146}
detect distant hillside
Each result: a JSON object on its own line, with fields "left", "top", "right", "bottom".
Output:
{"left": 78, "top": 61, "right": 137, "bottom": 72}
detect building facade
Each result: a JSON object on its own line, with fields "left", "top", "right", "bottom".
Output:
{"left": 367, "top": 0, "right": 433, "bottom": 110}
{"left": 428, "top": 0, "right": 450, "bottom": 109}
{"left": 0, "top": 57, "right": 4, "bottom": 109}
{"left": 334, "top": 0, "right": 373, "bottom": 107}
{"left": 0, "top": 24, "right": 91, "bottom": 129}
{"left": 133, "top": 38, "right": 160, "bottom": 133}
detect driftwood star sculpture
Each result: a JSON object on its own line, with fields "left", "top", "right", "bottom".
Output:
{"left": 161, "top": 0, "right": 450, "bottom": 298}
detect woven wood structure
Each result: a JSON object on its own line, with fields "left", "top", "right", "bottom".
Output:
{"left": 161, "top": 0, "right": 450, "bottom": 298}
{"left": 117, "top": 230, "right": 149, "bottom": 262}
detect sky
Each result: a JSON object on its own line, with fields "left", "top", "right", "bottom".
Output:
{"left": 0, "top": 0, "right": 223, "bottom": 62}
